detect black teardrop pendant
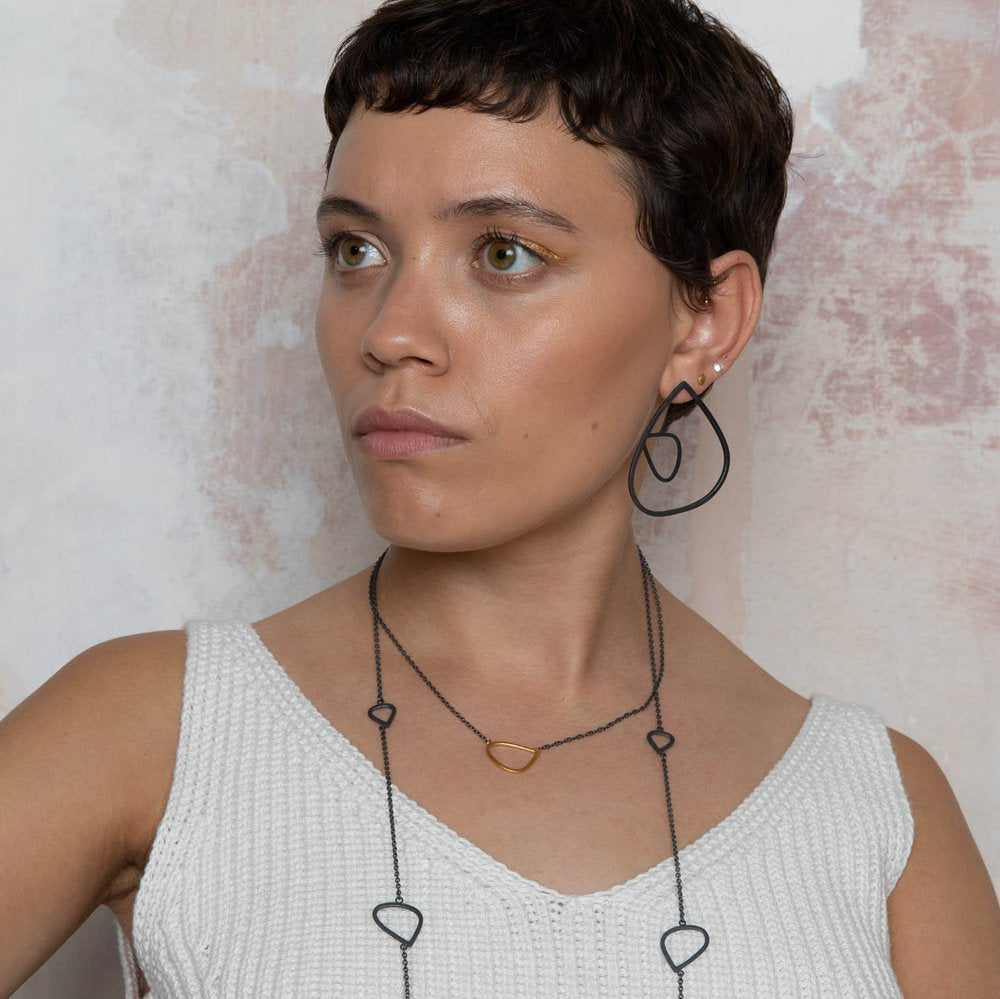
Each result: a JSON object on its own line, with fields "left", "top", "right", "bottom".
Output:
{"left": 660, "top": 923, "right": 710, "bottom": 973}
{"left": 368, "top": 701, "right": 397, "bottom": 727}
{"left": 373, "top": 901, "right": 424, "bottom": 948}
{"left": 646, "top": 728, "right": 675, "bottom": 754}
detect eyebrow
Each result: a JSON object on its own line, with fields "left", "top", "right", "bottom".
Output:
{"left": 316, "top": 193, "right": 580, "bottom": 235}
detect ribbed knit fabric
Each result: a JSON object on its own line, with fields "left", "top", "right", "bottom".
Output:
{"left": 114, "top": 620, "right": 913, "bottom": 998}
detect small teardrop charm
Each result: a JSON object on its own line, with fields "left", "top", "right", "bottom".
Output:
{"left": 642, "top": 431, "right": 683, "bottom": 483}
{"left": 646, "top": 728, "right": 675, "bottom": 754}
{"left": 367, "top": 701, "right": 397, "bottom": 728}
{"left": 660, "top": 923, "right": 709, "bottom": 972}
{"left": 372, "top": 901, "right": 423, "bottom": 948}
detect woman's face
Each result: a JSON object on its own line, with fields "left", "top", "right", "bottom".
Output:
{"left": 316, "top": 101, "right": 686, "bottom": 551}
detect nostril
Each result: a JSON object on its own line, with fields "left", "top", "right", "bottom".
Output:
{"left": 399, "top": 355, "right": 438, "bottom": 369}
{"left": 361, "top": 350, "right": 386, "bottom": 374}
{"left": 360, "top": 328, "right": 450, "bottom": 373}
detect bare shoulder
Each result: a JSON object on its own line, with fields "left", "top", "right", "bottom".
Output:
{"left": 5, "top": 631, "right": 187, "bottom": 868}
{"left": 886, "top": 728, "right": 1000, "bottom": 997}
{"left": 76, "top": 631, "right": 188, "bottom": 854}
{"left": 0, "top": 630, "right": 186, "bottom": 994}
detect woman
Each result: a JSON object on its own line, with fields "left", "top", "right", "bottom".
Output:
{"left": 2, "top": 0, "right": 997, "bottom": 996}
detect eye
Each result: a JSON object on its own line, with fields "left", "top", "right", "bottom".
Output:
{"left": 475, "top": 229, "right": 545, "bottom": 277}
{"left": 320, "top": 232, "right": 386, "bottom": 271}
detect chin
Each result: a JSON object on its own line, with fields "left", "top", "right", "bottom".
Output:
{"left": 354, "top": 457, "right": 631, "bottom": 554}
{"left": 361, "top": 488, "right": 536, "bottom": 554}
{"left": 366, "top": 508, "right": 509, "bottom": 553}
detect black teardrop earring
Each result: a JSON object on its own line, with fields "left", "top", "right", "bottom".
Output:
{"left": 628, "top": 380, "right": 731, "bottom": 517}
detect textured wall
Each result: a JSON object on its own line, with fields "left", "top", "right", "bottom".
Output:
{"left": 3, "top": 0, "right": 996, "bottom": 994}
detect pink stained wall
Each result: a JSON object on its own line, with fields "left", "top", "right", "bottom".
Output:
{"left": 4, "top": 1, "right": 996, "bottom": 994}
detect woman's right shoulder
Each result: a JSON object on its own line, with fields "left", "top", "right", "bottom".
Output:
{"left": 58, "top": 628, "right": 188, "bottom": 709}
{"left": 72, "top": 628, "right": 189, "bottom": 730}
{"left": 47, "top": 629, "right": 190, "bottom": 864}
{"left": 0, "top": 630, "right": 187, "bottom": 996}
{"left": 1, "top": 629, "right": 189, "bottom": 848}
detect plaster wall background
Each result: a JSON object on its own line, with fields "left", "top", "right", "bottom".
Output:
{"left": 2, "top": 0, "right": 995, "bottom": 994}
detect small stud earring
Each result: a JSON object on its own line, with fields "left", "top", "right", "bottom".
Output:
{"left": 697, "top": 373, "right": 706, "bottom": 386}
{"left": 712, "top": 361, "right": 725, "bottom": 374}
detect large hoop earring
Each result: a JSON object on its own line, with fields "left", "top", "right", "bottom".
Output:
{"left": 628, "top": 381, "right": 731, "bottom": 517}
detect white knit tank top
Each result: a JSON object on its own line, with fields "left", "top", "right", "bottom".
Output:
{"left": 115, "top": 621, "right": 913, "bottom": 998}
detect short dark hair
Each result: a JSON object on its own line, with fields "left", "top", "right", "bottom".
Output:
{"left": 323, "top": 0, "right": 794, "bottom": 308}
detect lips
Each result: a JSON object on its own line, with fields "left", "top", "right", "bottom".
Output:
{"left": 352, "top": 406, "right": 466, "bottom": 459}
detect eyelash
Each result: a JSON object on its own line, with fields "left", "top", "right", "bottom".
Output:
{"left": 314, "top": 228, "right": 547, "bottom": 285}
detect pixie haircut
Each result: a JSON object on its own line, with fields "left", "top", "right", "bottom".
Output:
{"left": 323, "top": 0, "right": 794, "bottom": 309}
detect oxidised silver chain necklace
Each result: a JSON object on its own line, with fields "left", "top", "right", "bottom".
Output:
{"left": 366, "top": 546, "right": 709, "bottom": 997}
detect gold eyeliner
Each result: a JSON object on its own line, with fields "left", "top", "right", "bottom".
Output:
{"left": 517, "top": 237, "right": 577, "bottom": 262}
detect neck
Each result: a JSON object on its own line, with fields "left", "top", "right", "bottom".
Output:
{"left": 373, "top": 513, "right": 653, "bottom": 700}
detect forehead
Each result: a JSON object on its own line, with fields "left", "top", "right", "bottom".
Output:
{"left": 324, "top": 103, "right": 637, "bottom": 233}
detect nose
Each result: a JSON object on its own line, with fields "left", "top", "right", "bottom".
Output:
{"left": 360, "top": 265, "right": 451, "bottom": 375}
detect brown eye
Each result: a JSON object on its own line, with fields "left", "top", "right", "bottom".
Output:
{"left": 340, "top": 239, "right": 367, "bottom": 266}
{"left": 480, "top": 236, "right": 543, "bottom": 275}
{"left": 487, "top": 240, "right": 519, "bottom": 270}
{"left": 328, "top": 234, "right": 385, "bottom": 270}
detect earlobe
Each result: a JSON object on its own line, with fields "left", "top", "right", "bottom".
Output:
{"left": 658, "top": 250, "right": 762, "bottom": 401}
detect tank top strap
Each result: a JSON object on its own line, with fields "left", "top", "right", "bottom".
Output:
{"left": 115, "top": 620, "right": 260, "bottom": 997}
{"left": 810, "top": 693, "right": 915, "bottom": 894}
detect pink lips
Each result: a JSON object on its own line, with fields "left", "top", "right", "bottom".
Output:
{"left": 353, "top": 407, "right": 466, "bottom": 459}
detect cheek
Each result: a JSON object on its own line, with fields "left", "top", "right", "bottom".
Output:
{"left": 481, "top": 283, "right": 666, "bottom": 454}
{"left": 314, "top": 286, "right": 336, "bottom": 371}
{"left": 314, "top": 284, "right": 360, "bottom": 405}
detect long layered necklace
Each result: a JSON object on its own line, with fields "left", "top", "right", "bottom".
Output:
{"left": 366, "top": 547, "right": 709, "bottom": 997}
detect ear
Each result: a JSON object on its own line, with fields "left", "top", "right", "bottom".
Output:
{"left": 658, "top": 250, "right": 762, "bottom": 402}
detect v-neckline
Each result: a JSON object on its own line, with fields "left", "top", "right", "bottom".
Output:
{"left": 239, "top": 620, "right": 829, "bottom": 904}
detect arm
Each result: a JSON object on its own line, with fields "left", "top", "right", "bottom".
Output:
{"left": 0, "top": 631, "right": 184, "bottom": 997}
{"left": 887, "top": 729, "right": 1000, "bottom": 997}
